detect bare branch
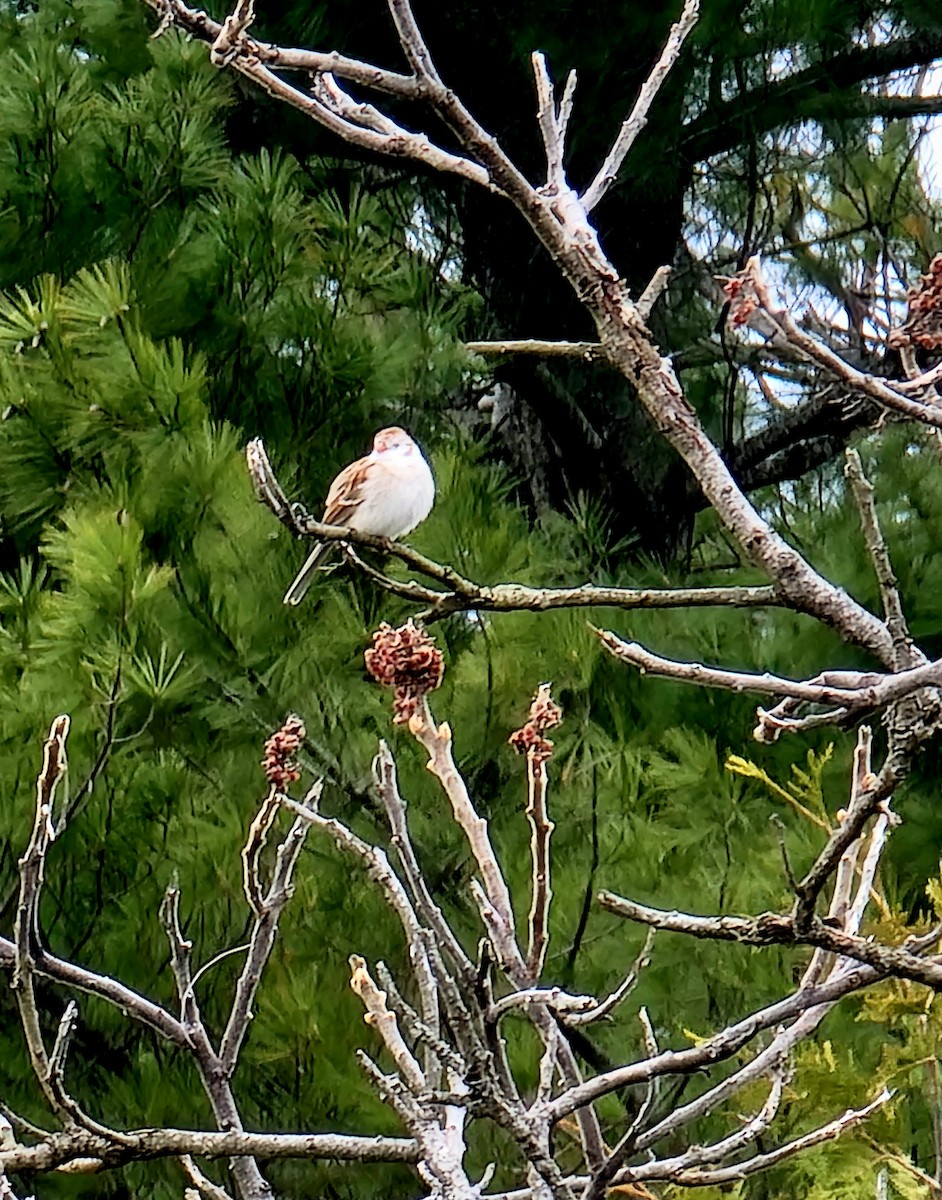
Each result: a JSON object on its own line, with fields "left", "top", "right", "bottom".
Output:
{"left": 523, "top": 728, "right": 555, "bottom": 979}
{"left": 240, "top": 790, "right": 280, "bottom": 918}
{"left": 636, "top": 265, "right": 673, "bottom": 321}
{"left": 410, "top": 699, "right": 518, "bottom": 962}
{"left": 0, "top": 936, "right": 187, "bottom": 1045}
{"left": 666, "top": 1089, "right": 891, "bottom": 1185}
{"left": 582, "top": 0, "right": 700, "bottom": 211}
{"left": 531, "top": 54, "right": 576, "bottom": 190}
{"left": 349, "top": 955, "right": 427, "bottom": 1095}
{"left": 793, "top": 731, "right": 909, "bottom": 929}
{"left": 743, "top": 258, "right": 942, "bottom": 428}
{"left": 564, "top": 929, "right": 655, "bottom": 1026}
{"left": 373, "top": 741, "right": 474, "bottom": 983}
{"left": 12, "top": 716, "right": 78, "bottom": 1123}
{"left": 219, "top": 784, "right": 320, "bottom": 1075}
{"left": 465, "top": 340, "right": 605, "bottom": 360}
{"left": 1, "top": 1128, "right": 419, "bottom": 1175}
{"left": 545, "top": 961, "right": 880, "bottom": 1123}
{"left": 844, "top": 449, "right": 919, "bottom": 669}
{"left": 487, "top": 988, "right": 596, "bottom": 1022}
{"left": 179, "top": 1155, "right": 236, "bottom": 1200}
{"left": 597, "top": 890, "right": 941, "bottom": 988}
{"left": 251, "top": 431, "right": 783, "bottom": 622}
{"left": 595, "top": 627, "right": 942, "bottom": 731}
{"left": 148, "top": 0, "right": 493, "bottom": 188}
{"left": 159, "top": 880, "right": 272, "bottom": 1199}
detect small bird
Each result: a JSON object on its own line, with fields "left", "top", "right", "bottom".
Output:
{"left": 284, "top": 426, "right": 435, "bottom": 606}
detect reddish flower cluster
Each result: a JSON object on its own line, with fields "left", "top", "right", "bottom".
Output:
{"left": 721, "top": 273, "right": 758, "bottom": 327}
{"left": 261, "top": 714, "right": 306, "bottom": 789}
{"left": 891, "top": 254, "right": 942, "bottom": 350}
{"left": 364, "top": 619, "right": 444, "bottom": 724}
{"left": 508, "top": 683, "right": 563, "bottom": 762}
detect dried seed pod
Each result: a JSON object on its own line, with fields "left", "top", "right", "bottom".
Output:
{"left": 262, "top": 714, "right": 306, "bottom": 788}
{"left": 889, "top": 253, "right": 942, "bottom": 351}
{"left": 365, "top": 619, "right": 445, "bottom": 723}
{"left": 509, "top": 683, "right": 562, "bottom": 762}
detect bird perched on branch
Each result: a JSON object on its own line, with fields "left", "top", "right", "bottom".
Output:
{"left": 283, "top": 426, "right": 435, "bottom": 606}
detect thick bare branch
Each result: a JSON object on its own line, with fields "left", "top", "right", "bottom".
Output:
{"left": 596, "top": 626, "right": 942, "bottom": 719}
{"left": 349, "top": 955, "right": 427, "bottom": 1095}
{"left": 1, "top": 1128, "right": 418, "bottom": 1175}
{"left": 544, "top": 961, "right": 879, "bottom": 1122}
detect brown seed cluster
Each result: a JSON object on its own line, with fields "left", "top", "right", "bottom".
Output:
{"left": 508, "top": 683, "right": 563, "bottom": 763}
{"left": 890, "top": 254, "right": 942, "bottom": 351}
{"left": 721, "top": 273, "right": 758, "bottom": 327}
{"left": 364, "top": 619, "right": 445, "bottom": 724}
{"left": 262, "top": 714, "right": 306, "bottom": 789}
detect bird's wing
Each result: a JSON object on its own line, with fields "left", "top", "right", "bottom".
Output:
{"left": 322, "top": 455, "right": 372, "bottom": 526}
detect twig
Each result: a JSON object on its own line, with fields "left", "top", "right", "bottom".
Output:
{"left": 581, "top": 0, "right": 700, "bottom": 211}
{"left": 219, "top": 783, "right": 320, "bottom": 1074}
{"left": 179, "top": 1155, "right": 236, "bottom": 1200}
{"left": 240, "top": 789, "right": 281, "bottom": 917}
{"left": 464, "top": 340, "right": 605, "bottom": 360}
{"left": 564, "top": 929, "right": 655, "bottom": 1026}
{"left": 525, "top": 747, "right": 554, "bottom": 981}
{"left": 664, "top": 1089, "right": 891, "bottom": 1185}
{"left": 844, "top": 449, "right": 919, "bottom": 669}
{"left": 531, "top": 53, "right": 574, "bottom": 190}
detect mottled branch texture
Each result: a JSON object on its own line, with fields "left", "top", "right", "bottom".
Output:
{"left": 15, "top": 0, "right": 942, "bottom": 1196}
{"left": 2, "top": 646, "right": 932, "bottom": 1200}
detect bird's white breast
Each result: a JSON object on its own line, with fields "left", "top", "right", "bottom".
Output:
{"left": 349, "top": 452, "right": 435, "bottom": 540}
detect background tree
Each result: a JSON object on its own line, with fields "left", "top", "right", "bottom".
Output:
{"left": 3, "top": 0, "right": 942, "bottom": 1198}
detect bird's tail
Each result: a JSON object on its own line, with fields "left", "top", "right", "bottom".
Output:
{"left": 283, "top": 541, "right": 331, "bottom": 606}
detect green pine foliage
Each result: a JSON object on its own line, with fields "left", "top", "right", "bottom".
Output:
{"left": 2, "top": 2, "right": 942, "bottom": 1199}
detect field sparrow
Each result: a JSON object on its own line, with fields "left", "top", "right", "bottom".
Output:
{"left": 283, "top": 426, "right": 435, "bottom": 605}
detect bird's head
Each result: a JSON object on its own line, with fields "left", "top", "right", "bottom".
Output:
{"left": 372, "top": 426, "right": 416, "bottom": 459}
